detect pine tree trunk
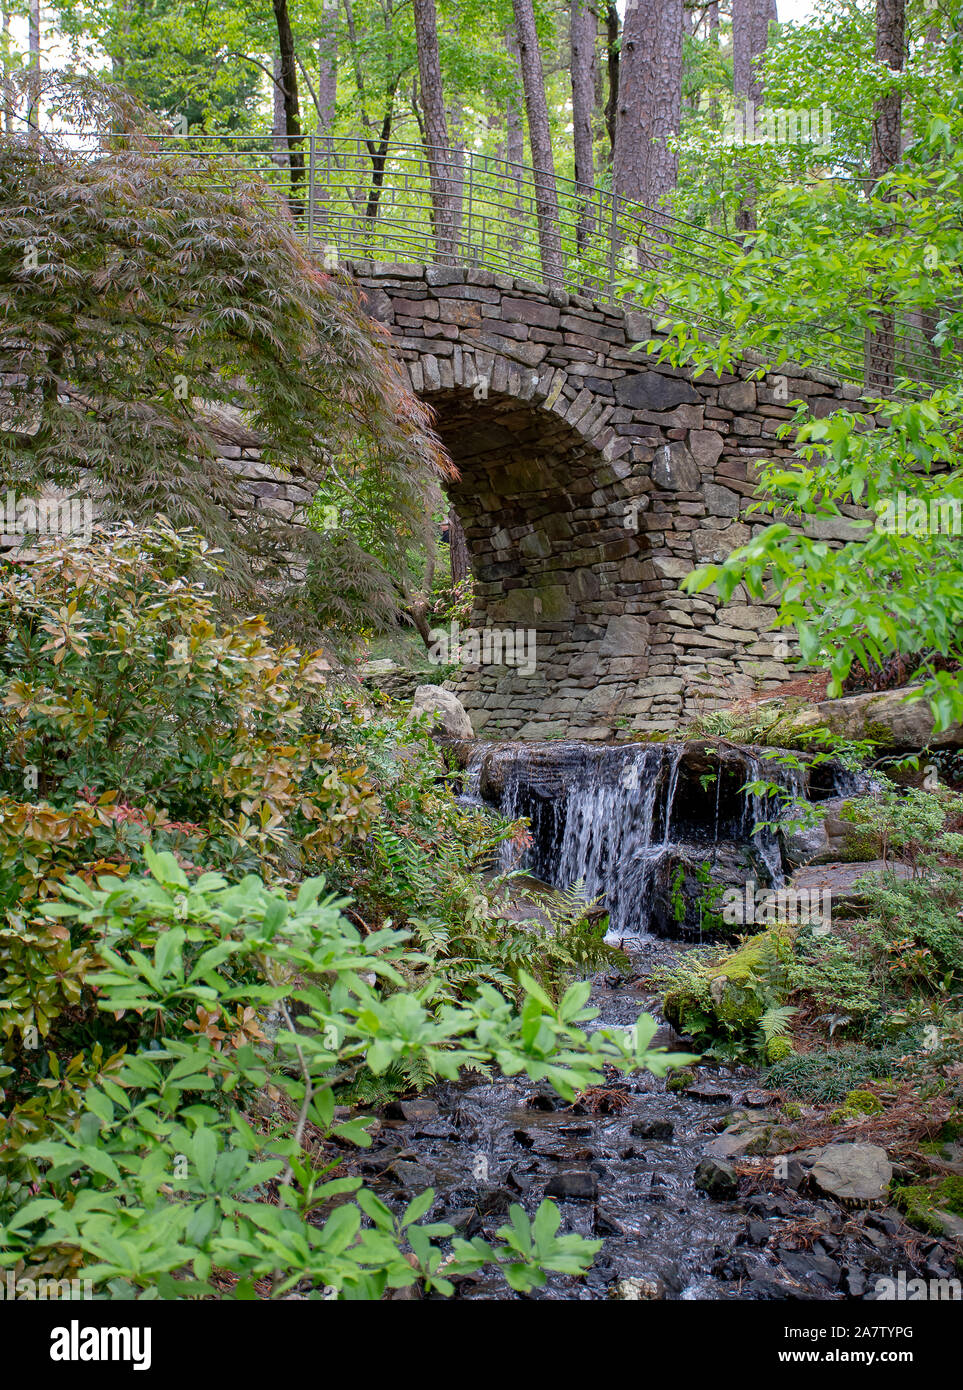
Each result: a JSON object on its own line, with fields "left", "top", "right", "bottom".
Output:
{"left": 512, "top": 0, "right": 565, "bottom": 287}
{"left": 604, "top": 1, "right": 619, "bottom": 164}
{"left": 866, "top": 0, "right": 905, "bottom": 391}
{"left": 272, "top": 0, "right": 305, "bottom": 214}
{"left": 413, "top": 0, "right": 456, "bottom": 262}
{"left": 272, "top": 56, "right": 287, "bottom": 170}
{"left": 732, "top": 0, "right": 771, "bottom": 232}
{"left": 27, "top": 0, "right": 40, "bottom": 129}
{"left": 612, "top": 0, "right": 682, "bottom": 217}
{"left": 3, "top": 10, "right": 14, "bottom": 132}
{"left": 318, "top": 0, "right": 337, "bottom": 136}
{"left": 571, "top": 0, "right": 598, "bottom": 252}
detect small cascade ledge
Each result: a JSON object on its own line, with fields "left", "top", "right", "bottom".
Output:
{"left": 461, "top": 738, "right": 872, "bottom": 938}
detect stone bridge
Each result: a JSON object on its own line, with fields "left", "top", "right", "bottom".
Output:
{"left": 354, "top": 259, "right": 869, "bottom": 740}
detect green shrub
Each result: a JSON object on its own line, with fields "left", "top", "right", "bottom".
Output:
{"left": 0, "top": 852, "right": 695, "bottom": 1298}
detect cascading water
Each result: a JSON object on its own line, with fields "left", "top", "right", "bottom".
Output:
{"left": 463, "top": 739, "right": 868, "bottom": 939}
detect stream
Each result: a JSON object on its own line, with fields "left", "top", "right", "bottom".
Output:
{"left": 339, "top": 737, "right": 955, "bottom": 1299}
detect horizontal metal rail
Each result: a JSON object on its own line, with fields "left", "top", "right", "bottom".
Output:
{"left": 50, "top": 131, "right": 957, "bottom": 391}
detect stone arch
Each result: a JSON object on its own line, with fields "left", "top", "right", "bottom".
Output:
{"left": 353, "top": 259, "right": 876, "bottom": 738}
{"left": 425, "top": 380, "right": 651, "bottom": 739}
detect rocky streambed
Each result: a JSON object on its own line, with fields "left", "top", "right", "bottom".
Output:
{"left": 337, "top": 937, "right": 959, "bottom": 1300}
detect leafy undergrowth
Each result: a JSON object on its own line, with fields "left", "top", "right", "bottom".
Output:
{"left": 0, "top": 528, "right": 694, "bottom": 1299}
{"left": 653, "top": 778, "right": 963, "bottom": 1236}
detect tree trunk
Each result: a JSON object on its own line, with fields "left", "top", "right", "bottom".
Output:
{"left": 272, "top": 55, "right": 287, "bottom": 169}
{"left": 27, "top": 0, "right": 40, "bottom": 129}
{"left": 732, "top": 0, "right": 772, "bottom": 232}
{"left": 318, "top": 0, "right": 337, "bottom": 136}
{"left": 412, "top": 0, "right": 456, "bottom": 262}
{"left": 3, "top": 10, "right": 14, "bottom": 133}
{"left": 448, "top": 504, "right": 469, "bottom": 585}
{"left": 571, "top": 0, "right": 597, "bottom": 252}
{"left": 512, "top": 0, "right": 564, "bottom": 287}
{"left": 604, "top": 0, "right": 619, "bottom": 164}
{"left": 612, "top": 0, "right": 682, "bottom": 215}
{"left": 866, "top": 0, "right": 905, "bottom": 392}
{"left": 272, "top": 0, "right": 305, "bottom": 213}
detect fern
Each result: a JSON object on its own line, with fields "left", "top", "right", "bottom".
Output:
{"left": 759, "top": 1005, "right": 798, "bottom": 1047}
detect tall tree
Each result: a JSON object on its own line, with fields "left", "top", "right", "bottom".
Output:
{"left": 570, "top": 0, "right": 597, "bottom": 250}
{"left": 27, "top": 0, "right": 40, "bottom": 128}
{"left": 603, "top": 0, "right": 619, "bottom": 163}
{"left": 317, "top": 0, "right": 337, "bottom": 136}
{"left": 732, "top": 0, "right": 773, "bottom": 232}
{"left": 272, "top": 0, "right": 305, "bottom": 209}
{"left": 613, "top": 0, "right": 682, "bottom": 213}
{"left": 571, "top": 0, "right": 596, "bottom": 192}
{"left": 2, "top": 9, "right": 13, "bottom": 132}
{"left": 866, "top": 0, "right": 905, "bottom": 390}
{"left": 512, "top": 0, "right": 564, "bottom": 286}
{"left": 412, "top": 0, "right": 455, "bottom": 261}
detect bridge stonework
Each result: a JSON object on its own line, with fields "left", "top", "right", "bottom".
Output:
{"left": 355, "top": 260, "right": 871, "bottom": 741}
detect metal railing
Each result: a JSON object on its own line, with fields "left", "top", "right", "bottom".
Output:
{"left": 64, "top": 131, "right": 956, "bottom": 391}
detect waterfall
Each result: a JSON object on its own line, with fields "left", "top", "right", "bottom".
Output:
{"left": 462, "top": 738, "right": 873, "bottom": 939}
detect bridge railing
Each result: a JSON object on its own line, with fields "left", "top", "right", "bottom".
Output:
{"left": 61, "top": 130, "right": 953, "bottom": 392}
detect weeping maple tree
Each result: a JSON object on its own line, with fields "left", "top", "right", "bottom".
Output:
{"left": 0, "top": 77, "right": 452, "bottom": 647}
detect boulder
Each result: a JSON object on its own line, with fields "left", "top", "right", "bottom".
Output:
{"left": 612, "top": 1275, "right": 665, "bottom": 1300}
{"left": 409, "top": 685, "right": 474, "bottom": 739}
{"left": 694, "top": 1156, "right": 739, "bottom": 1199}
{"left": 810, "top": 1143, "right": 892, "bottom": 1203}
{"left": 785, "top": 686, "right": 963, "bottom": 751}
{"left": 545, "top": 1169, "right": 598, "bottom": 1201}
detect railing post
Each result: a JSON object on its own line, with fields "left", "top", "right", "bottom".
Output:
{"left": 465, "top": 148, "right": 473, "bottom": 262}
{"left": 307, "top": 133, "right": 316, "bottom": 248}
{"left": 607, "top": 189, "right": 618, "bottom": 303}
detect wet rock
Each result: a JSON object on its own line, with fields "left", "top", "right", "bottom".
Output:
{"left": 745, "top": 1220, "right": 772, "bottom": 1245}
{"left": 705, "top": 1123, "right": 773, "bottom": 1160}
{"left": 781, "top": 800, "right": 832, "bottom": 868}
{"left": 545, "top": 1169, "right": 598, "bottom": 1201}
{"left": 685, "top": 1082, "right": 736, "bottom": 1104}
{"left": 385, "top": 1098, "right": 439, "bottom": 1123}
{"left": 506, "top": 1165, "right": 534, "bottom": 1195}
{"left": 743, "top": 1089, "right": 774, "bottom": 1108}
{"left": 694, "top": 1157, "right": 739, "bottom": 1200}
{"left": 612, "top": 1275, "right": 665, "bottom": 1300}
{"left": 746, "top": 1276, "right": 819, "bottom": 1301}
{"left": 630, "top": 1118, "right": 674, "bottom": 1140}
{"left": 865, "top": 1209, "right": 902, "bottom": 1237}
{"left": 595, "top": 1207, "right": 629, "bottom": 1237}
{"left": 524, "top": 1091, "right": 561, "bottom": 1111}
{"left": 843, "top": 1266, "right": 868, "bottom": 1298}
{"left": 360, "top": 1146, "right": 407, "bottom": 1173}
{"left": 776, "top": 1247, "right": 842, "bottom": 1289}
{"left": 745, "top": 1192, "right": 794, "bottom": 1219}
{"left": 386, "top": 1160, "right": 433, "bottom": 1191}
{"left": 810, "top": 1143, "right": 892, "bottom": 1204}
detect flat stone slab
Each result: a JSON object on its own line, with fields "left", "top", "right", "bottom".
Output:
{"left": 811, "top": 1143, "right": 892, "bottom": 1203}
{"left": 791, "top": 861, "right": 912, "bottom": 895}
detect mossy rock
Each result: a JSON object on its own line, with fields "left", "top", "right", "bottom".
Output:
{"left": 766, "top": 1036, "right": 794, "bottom": 1063}
{"left": 667, "top": 1067, "right": 697, "bottom": 1093}
{"left": 893, "top": 1176, "right": 963, "bottom": 1236}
